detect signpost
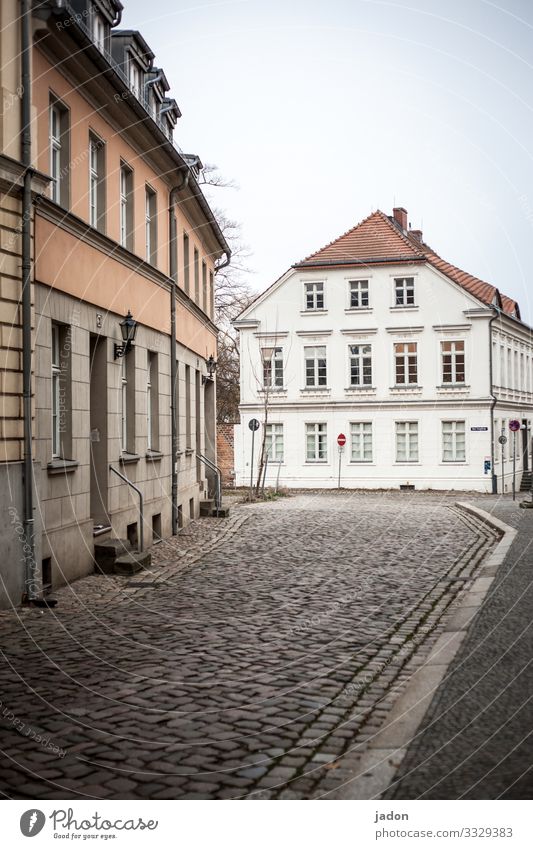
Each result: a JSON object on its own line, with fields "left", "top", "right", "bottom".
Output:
{"left": 337, "top": 433, "right": 346, "bottom": 489}
{"left": 248, "top": 418, "right": 260, "bottom": 499}
{"left": 509, "top": 420, "right": 520, "bottom": 501}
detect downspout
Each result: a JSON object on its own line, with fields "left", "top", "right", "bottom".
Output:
{"left": 21, "top": 0, "right": 39, "bottom": 600}
{"left": 168, "top": 168, "right": 190, "bottom": 534}
{"left": 489, "top": 308, "right": 499, "bottom": 495}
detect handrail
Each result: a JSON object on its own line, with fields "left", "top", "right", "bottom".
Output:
{"left": 197, "top": 454, "right": 222, "bottom": 512}
{"left": 109, "top": 465, "right": 144, "bottom": 551}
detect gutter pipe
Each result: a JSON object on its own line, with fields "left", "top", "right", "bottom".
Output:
{"left": 21, "top": 0, "right": 39, "bottom": 600}
{"left": 489, "top": 308, "right": 499, "bottom": 494}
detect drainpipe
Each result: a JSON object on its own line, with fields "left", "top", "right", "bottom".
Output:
{"left": 21, "top": 0, "right": 38, "bottom": 600}
{"left": 489, "top": 308, "right": 499, "bottom": 495}
{"left": 168, "top": 168, "right": 190, "bottom": 534}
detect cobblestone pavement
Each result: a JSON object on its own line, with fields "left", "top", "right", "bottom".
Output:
{"left": 0, "top": 492, "right": 499, "bottom": 799}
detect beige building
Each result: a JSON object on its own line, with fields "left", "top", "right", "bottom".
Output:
{"left": 0, "top": 0, "right": 229, "bottom": 606}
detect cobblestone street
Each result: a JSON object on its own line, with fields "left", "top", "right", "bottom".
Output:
{"left": 0, "top": 492, "right": 499, "bottom": 799}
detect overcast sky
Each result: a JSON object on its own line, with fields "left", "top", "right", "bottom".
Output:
{"left": 122, "top": 0, "right": 533, "bottom": 323}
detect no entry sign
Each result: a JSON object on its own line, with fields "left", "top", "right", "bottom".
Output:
{"left": 337, "top": 433, "right": 346, "bottom": 447}
{"left": 509, "top": 420, "right": 521, "bottom": 432}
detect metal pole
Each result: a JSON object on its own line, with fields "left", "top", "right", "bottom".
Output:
{"left": 261, "top": 453, "right": 268, "bottom": 497}
{"left": 338, "top": 448, "right": 342, "bottom": 489}
{"left": 250, "top": 428, "right": 255, "bottom": 501}
{"left": 110, "top": 465, "right": 144, "bottom": 551}
{"left": 275, "top": 460, "right": 281, "bottom": 493}
{"left": 501, "top": 429, "right": 505, "bottom": 496}
{"left": 512, "top": 430, "right": 516, "bottom": 501}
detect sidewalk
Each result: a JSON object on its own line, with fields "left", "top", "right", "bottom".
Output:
{"left": 384, "top": 495, "right": 533, "bottom": 800}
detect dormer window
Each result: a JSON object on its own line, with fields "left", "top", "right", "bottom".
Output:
{"left": 92, "top": 12, "right": 107, "bottom": 52}
{"left": 129, "top": 58, "right": 142, "bottom": 98}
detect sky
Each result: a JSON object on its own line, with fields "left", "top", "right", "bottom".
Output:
{"left": 121, "top": 0, "right": 533, "bottom": 324}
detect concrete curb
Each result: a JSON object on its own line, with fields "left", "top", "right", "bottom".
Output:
{"left": 330, "top": 502, "right": 517, "bottom": 800}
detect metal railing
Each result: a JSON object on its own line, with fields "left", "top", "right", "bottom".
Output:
{"left": 109, "top": 465, "right": 144, "bottom": 551}
{"left": 196, "top": 454, "right": 222, "bottom": 512}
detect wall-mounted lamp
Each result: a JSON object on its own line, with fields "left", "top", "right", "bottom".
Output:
{"left": 202, "top": 354, "right": 217, "bottom": 384}
{"left": 114, "top": 310, "right": 138, "bottom": 359}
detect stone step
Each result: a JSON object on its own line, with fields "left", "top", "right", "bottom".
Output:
{"left": 212, "top": 506, "right": 231, "bottom": 518}
{"left": 200, "top": 498, "right": 215, "bottom": 517}
{"left": 113, "top": 550, "right": 151, "bottom": 576}
{"left": 94, "top": 538, "right": 132, "bottom": 574}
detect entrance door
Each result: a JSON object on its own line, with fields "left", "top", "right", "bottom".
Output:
{"left": 522, "top": 419, "right": 529, "bottom": 472}
{"left": 90, "top": 334, "right": 109, "bottom": 527}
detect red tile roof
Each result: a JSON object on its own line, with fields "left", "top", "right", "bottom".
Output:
{"left": 296, "top": 209, "right": 520, "bottom": 318}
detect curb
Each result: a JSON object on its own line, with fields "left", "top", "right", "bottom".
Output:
{"left": 330, "top": 502, "right": 517, "bottom": 800}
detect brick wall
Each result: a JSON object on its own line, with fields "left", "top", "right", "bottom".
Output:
{"left": 217, "top": 423, "right": 236, "bottom": 486}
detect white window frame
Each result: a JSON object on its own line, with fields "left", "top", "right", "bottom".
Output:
{"left": 304, "top": 280, "right": 325, "bottom": 311}
{"left": 265, "top": 423, "right": 284, "bottom": 462}
{"left": 349, "top": 344, "right": 372, "bottom": 387}
{"left": 50, "top": 103, "right": 62, "bottom": 204}
{"left": 350, "top": 421, "right": 372, "bottom": 462}
{"left": 262, "top": 347, "right": 284, "bottom": 389}
{"left": 119, "top": 164, "right": 132, "bottom": 249}
{"left": 306, "top": 422, "right": 328, "bottom": 462}
{"left": 349, "top": 279, "right": 369, "bottom": 309}
{"left": 89, "top": 137, "right": 99, "bottom": 228}
{"left": 394, "top": 341, "right": 418, "bottom": 385}
{"left": 145, "top": 186, "right": 157, "bottom": 263}
{"left": 442, "top": 420, "right": 466, "bottom": 462}
{"left": 441, "top": 340, "right": 465, "bottom": 384}
{"left": 304, "top": 345, "right": 327, "bottom": 388}
{"left": 51, "top": 323, "right": 61, "bottom": 457}
{"left": 129, "top": 56, "right": 142, "bottom": 98}
{"left": 146, "top": 353, "right": 153, "bottom": 451}
{"left": 396, "top": 421, "right": 419, "bottom": 462}
{"left": 394, "top": 276, "right": 415, "bottom": 307}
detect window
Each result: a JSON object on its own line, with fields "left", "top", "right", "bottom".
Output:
{"left": 349, "top": 280, "right": 369, "bottom": 308}
{"left": 351, "top": 422, "right": 372, "bottom": 462}
{"left": 183, "top": 233, "right": 190, "bottom": 294}
{"left": 442, "top": 420, "right": 466, "bottom": 462}
{"left": 209, "top": 270, "right": 214, "bottom": 317}
{"left": 120, "top": 355, "right": 128, "bottom": 452}
{"left": 51, "top": 323, "right": 61, "bottom": 457}
{"left": 304, "top": 281, "right": 324, "bottom": 310}
{"left": 305, "top": 346, "right": 327, "bottom": 387}
{"left": 306, "top": 423, "right": 327, "bottom": 461}
{"left": 394, "top": 277, "right": 415, "bottom": 306}
{"left": 119, "top": 164, "right": 133, "bottom": 250}
{"left": 202, "top": 261, "right": 207, "bottom": 312}
{"left": 51, "top": 322, "right": 72, "bottom": 459}
{"left": 396, "top": 421, "right": 419, "bottom": 462}
{"left": 129, "top": 57, "right": 142, "bottom": 98}
{"left": 92, "top": 12, "right": 107, "bottom": 51}
{"left": 49, "top": 98, "right": 69, "bottom": 206}
{"left": 88, "top": 134, "right": 105, "bottom": 231}
{"left": 263, "top": 347, "right": 284, "bottom": 388}
{"left": 194, "top": 248, "right": 200, "bottom": 303}
{"left": 147, "top": 352, "right": 159, "bottom": 450}
{"left": 441, "top": 340, "right": 465, "bottom": 384}
{"left": 265, "top": 423, "right": 284, "bottom": 462}
{"left": 395, "top": 342, "right": 418, "bottom": 385}
{"left": 185, "top": 364, "right": 192, "bottom": 449}
{"left": 145, "top": 186, "right": 157, "bottom": 264}
{"left": 349, "top": 344, "right": 372, "bottom": 386}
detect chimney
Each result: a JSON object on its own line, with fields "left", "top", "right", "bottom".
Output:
{"left": 392, "top": 207, "right": 408, "bottom": 231}
{"left": 410, "top": 229, "right": 423, "bottom": 243}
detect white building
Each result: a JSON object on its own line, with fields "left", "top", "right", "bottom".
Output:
{"left": 234, "top": 207, "right": 533, "bottom": 493}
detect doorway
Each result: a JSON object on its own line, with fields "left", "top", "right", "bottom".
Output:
{"left": 89, "top": 334, "right": 109, "bottom": 528}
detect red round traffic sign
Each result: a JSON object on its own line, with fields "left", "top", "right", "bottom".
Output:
{"left": 337, "top": 433, "right": 346, "bottom": 447}
{"left": 509, "top": 420, "right": 521, "bottom": 432}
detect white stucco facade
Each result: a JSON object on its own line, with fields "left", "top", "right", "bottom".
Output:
{"left": 234, "top": 228, "right": 533, "bottom": 493}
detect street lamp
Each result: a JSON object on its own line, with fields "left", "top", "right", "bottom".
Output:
{"left": 114, "top": 310, "right": 138, "bottom": 359}
{"left": 202, "top": 354, "right": 217, "bottom": 384}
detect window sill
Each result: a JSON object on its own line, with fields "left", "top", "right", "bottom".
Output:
{"left": 394, "top": 461, "right": 421, "bottom": 465}
{"left": 300, "top": 309, "right": 328, "bottom": 316}
{"left": 345, "top": 386, "right": 376, "bottom": 392}
{"left": 119, "top": 452, "right": 140, "bottom": 465}
{"left": 440, "top": 461, "right": 468, "bottom": 465}
{"left": 349, "top": 461, "right": 374, "bottom": 465}
{"left": 47, "top": 459, "right": 79, "bottom": 476}
{"left": 258, "top": 387, "right": 287, "bottom": 394}
{"left": 390, "top": 305, "right": 419, "bottom": 311}
{"left": 390, "top": 385, "right": 423, "bottom": 391}
{"left": 345, "top": 307, "right": 372, "bottom": 314}
{"left": 301, "top": 387, "right": 330, "bottom": 393}
{"left": 436, "top": 384, "right": 470, "bottom": 390}
{"left": 146, "top": 450, "right": 163, "bottom": 461}
{"left": 305, "top": 460, "right": 329, "bottom": 464}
